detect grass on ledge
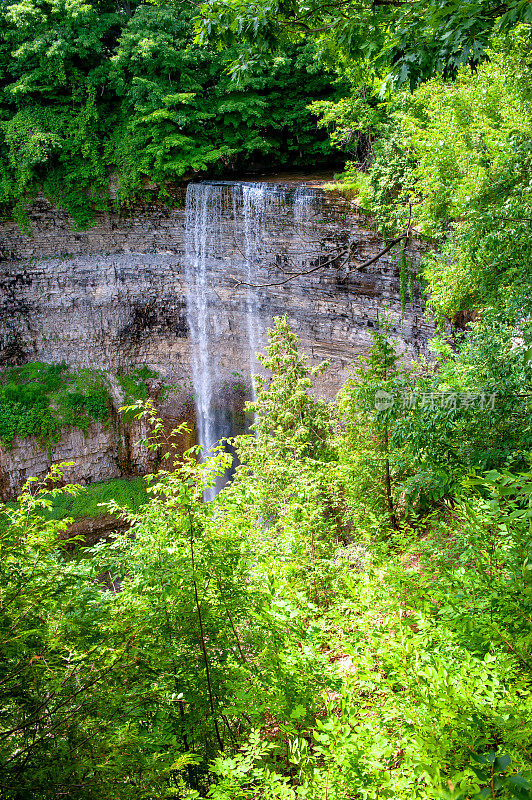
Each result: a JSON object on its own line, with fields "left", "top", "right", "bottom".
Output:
{"left": 0, "top": 476, "right": 150, "bottom": 533}
{"left": 44, "top": 475, "right": 150, "bottom": 520}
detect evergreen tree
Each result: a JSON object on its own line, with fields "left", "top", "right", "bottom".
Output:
{"left": 337, "top": 320, "right": 402, "bottom": 533}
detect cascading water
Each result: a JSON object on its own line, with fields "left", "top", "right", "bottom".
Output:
{"left": 184, "top": 183, "right": 225, "bottom": 483}
{"left": 293, "top": 185, "right": 316, "bottom": 229}
{"left": 184, "top": 180, "right": 321, "bottom": 498}
{"left": 242, "top": 184, "right": 267, "bottom": 399}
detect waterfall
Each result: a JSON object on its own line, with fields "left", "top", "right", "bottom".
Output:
{"left": 184, "top": 182, "right": 229, "bottom": 500}
{"left": 242, "top": 184, "right": 267, "bottom": 399}
{"left": 293, "top": 185, "right": 316, "bottom": 229}
{"left": 184, "top": 180, "right": 321, "bottom": 498}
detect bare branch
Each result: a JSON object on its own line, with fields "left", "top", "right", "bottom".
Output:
{"left": 232, "top": 227, "right": 411, "bottom": 289}
{"left": 341, "top": 232, "right": 409, "bottom": 279}
{"left": 280, "top": 0, "right": 407, "bottom": 29}
{"left": 279, "top": 18, "right": 342, "bottom": 32}
{"left": 493, "top": 216, "right": 532, "bottom": 222}
{"left": 233, "top": 250, "right": 349, "bottom": 287}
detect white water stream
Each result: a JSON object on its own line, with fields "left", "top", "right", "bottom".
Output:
{"left": 242, "top": 183, "right": 267, "bottom": 400}
{"left": 184, "top": 181, "right": 318, "bottom": 497}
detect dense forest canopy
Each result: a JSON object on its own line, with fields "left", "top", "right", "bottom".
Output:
{"left": 198, "top": 0, "right": 532, "bottom": 86}
{"left": 2, "top": 1, "right": 532, "bottom": 799}
{"left": 0, "top": 0, "right": 346, "bottom": 225}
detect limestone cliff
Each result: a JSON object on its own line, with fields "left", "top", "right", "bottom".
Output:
{"left": 0, "top": 182, "right": 434, "bottom": 498}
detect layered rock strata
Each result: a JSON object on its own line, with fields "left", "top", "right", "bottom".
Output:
{"left": 0, "top": 183, "right": 434, "bottom": 498}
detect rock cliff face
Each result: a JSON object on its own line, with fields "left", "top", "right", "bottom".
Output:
{"left": 0, "top": 181, "right": 435, "bottom": 498}
{"left": 0, "top": 416, "right": 154, "bottom": 501}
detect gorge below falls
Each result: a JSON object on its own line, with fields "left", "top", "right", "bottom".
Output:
{"left": 0, "top": 178, "right": 434, "bottom": 499}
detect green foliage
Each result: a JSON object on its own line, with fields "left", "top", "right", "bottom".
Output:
{"left": 246, "top": 316, "right": 333, "bottom": 462}
{"left": 0, "top": 476, "right": 150, "bottom": 539}
{"left": 310, "top": 89, "right": 385, "bottom": 167}
{"left": 336, "top": 321, "right": 403, "bottom": 533}
{"left": 403, "top": 32, "right": 532, "bottom": 321}
{"left": 2, "top": 321, "right": 532, "bottom": 797}
{"left": 321, "top": 32, "right": 532, "bottom": 506}
{"left": 323, "top": 166, "right": 371, "bottom": 204}
{"left": 198, "top": 0, "right": 532, "bottom": 90}
{"left": 389, "top": 314, "right": 532, "bottom": 507}
{"left": 339, "top": 30, "right": 532, "bottom": 322}
{"left": 231, "top": 317, "right": 340, "bottom": 605}
{"left": 0, "top": 469, "right": 138, "bottom": 798}
{"left": 4, "top": 0, "right": 532, "bottom": 795}
{"left": 0, "top": 0, "right": 116, "bottom": 225}
{"left": 117, "top": 366, "right": 164, "bottom": 428}
{"left": 117, "top": 366, "right": 158, "bottom": 419}
{"left": 109, "top": 7, "right": 343, "bottom": 200}
{"left": 204, "top": 463, "right": 532, "bottom": 800}
{"left": 0, "top": 362, "right": 111, "bottom": 446}
{"left": 44, "top": 475, "right": 149, "bottom": 520}
{"left": 0, "top": 1, "right": 344, "bottom": 222}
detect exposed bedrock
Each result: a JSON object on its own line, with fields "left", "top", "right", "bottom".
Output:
{"left": 0, "top": 182, "right": 435, "bottom": 498}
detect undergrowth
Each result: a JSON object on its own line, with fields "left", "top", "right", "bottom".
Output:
{"left": 1, "top": 322, "right": 532, "bottom": 798}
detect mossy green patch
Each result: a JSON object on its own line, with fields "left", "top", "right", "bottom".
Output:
{"left": 0, "top": 362, "right": 112, "bottom": 447}
{"left": 324, "top": 168, "right": 373, "bottom": 209}
{"left": 0, "top": 476, "right": 150, "bottom": 534}
{"left": 43, "top": 475, "right": 150, "bottom": 520}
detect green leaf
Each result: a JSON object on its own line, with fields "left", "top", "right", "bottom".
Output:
{"left": 494, "top": 753, "right": 512, "bottom": 773}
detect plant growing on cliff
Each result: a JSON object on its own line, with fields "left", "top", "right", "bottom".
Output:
{"left": 0, "top": 363, "right": 112, "bottom": 447}
{"left": 328, "top": 30, "right": 532, "bottom": 325}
